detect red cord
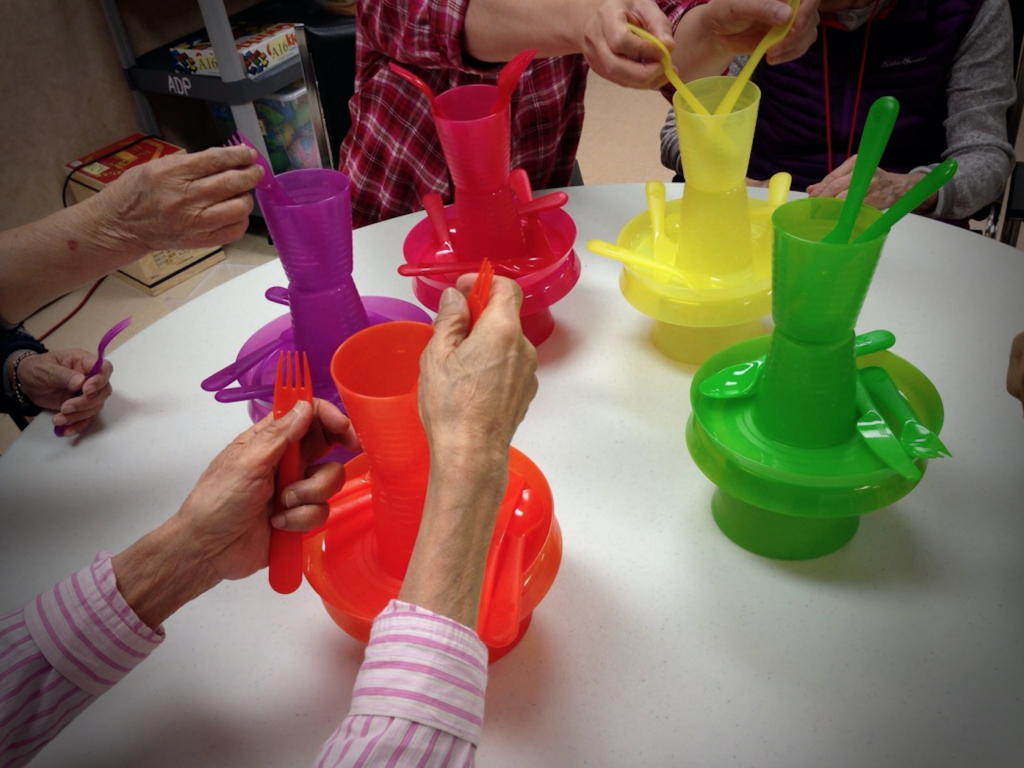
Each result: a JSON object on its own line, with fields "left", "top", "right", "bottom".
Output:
{"left": 845, "top": 0, "right": 883, "bottom": 159}
{"left": 821, "top": 0, "right": 883, "bottom": 172}
{"left": 823, "top": 29, "right": 833, "bottom": 173}
{"left": 37, "top": 277, "right": 106, "bottom": 342}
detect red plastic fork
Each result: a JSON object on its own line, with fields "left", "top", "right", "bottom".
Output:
{"left": 269, "top": 351, "right": 312, "bottom": 594}
{"left": 467, "top": 258, "right": 494, "bottom": 327}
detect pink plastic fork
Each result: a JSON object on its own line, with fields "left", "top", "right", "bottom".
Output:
{"left": 227, "top": 132, "right": 293, "bottom": 204}
{"left": 54, "top": 316, "right": 132, "bottom": 437}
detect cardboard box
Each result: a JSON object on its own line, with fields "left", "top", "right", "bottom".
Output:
{"left": 64, "top": 134, "right": 225, "bottom": 296}
{"left": 169, "top": 22, "right": 297, "bottom": 78}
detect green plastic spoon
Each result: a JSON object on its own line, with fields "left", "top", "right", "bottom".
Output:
{"left": 852, "top": 159, "right": 958, "bottom": 244}
{"left": 821, "top": 96, "right": 900, "bottom": 245}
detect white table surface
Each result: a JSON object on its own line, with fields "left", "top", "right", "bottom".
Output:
{"left": 2, "top": 184, "right": 1023, "bottom": 767}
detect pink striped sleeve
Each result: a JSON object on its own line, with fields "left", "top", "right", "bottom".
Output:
{"left": 313, "top": 600, "right": 487, "bottom": 768}
{"left": 1, "top": 552, "right": 163, "bottom": 768}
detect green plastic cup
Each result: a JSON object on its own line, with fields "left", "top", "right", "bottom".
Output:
{"left": 673, "top": 76, "right": 759, "bottom": 194}
{"left": 771, "top": 198, "right": 886, "bottom": 343}
{"left": 753, "top": 330, "right": 857, "bottom": 448}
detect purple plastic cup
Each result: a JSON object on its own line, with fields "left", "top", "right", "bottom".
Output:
{"left": 258, "top": 169, "right": 356, "bottom": 291}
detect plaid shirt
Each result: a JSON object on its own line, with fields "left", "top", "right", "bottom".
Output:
{"left": 338, "top": 0, "right": 688, "bottom": 228}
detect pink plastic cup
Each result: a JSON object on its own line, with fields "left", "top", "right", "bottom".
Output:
{"left": 331, "top": 321, "right": 434, "bottom": 579}
{"left": 434, "top": 84, "right": 511, "bottom": 193}
{"left": 453, "top": 183, "right": 528, "bottom": 264}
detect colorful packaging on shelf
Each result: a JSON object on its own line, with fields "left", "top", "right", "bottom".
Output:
{"left": 255, "top": 81, "right": 322, "bottom": 173}
{"left": 170, "top": 22, "right": 297, "bottom": 78}
{"left": 63, "top": 134, "right": 225, "bottom": 295}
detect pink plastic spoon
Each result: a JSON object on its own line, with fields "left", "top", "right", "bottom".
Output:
{"left": 491, "top": 49, "right": 536, "bottom": 114}
{"left": 389, "top": 63, "right": 445, "bottom": 116}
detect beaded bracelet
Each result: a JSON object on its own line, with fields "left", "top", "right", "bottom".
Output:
{"left": 9, "top": 350, "right": 37, "bottom": 411}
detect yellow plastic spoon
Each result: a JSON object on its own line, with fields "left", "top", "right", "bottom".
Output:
{"left": 627, "top": 24, "right": 709, "bottom": 116}
{"left": 714, "top": 0, "right": 800, "bottom": 116}
{"left": 586, "top": 239, "right": 690, "bottom": 284}
{"left": 645, "top": 180, "right": 676, "bottom": 265}
{"left": 749, "top": 171, "right": 792, "bottom": 222}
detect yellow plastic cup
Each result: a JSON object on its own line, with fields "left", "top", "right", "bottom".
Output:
{"left": 673, "top": 76, "right": 760, "bottom": 195}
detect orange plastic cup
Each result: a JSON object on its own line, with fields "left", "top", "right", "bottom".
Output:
{"left": 331, "top": 321, "right": 433, "bottom": 579}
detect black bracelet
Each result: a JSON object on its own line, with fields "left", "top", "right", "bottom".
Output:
{"left": 9, "top": 350, "right": 36, "bottom": 411}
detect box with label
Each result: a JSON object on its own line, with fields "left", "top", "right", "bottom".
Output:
{"left": 255, "top": 81, "right": 322, "bottom": 172}
{"left": 64, "top": 134, "right": 225, "bottom": 296}
{"left": 170, "top": 22, "right": 297, "bottom": 78}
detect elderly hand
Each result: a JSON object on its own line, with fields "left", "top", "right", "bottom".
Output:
{"left": 418, "top": 276, "right": 538, "bottom": 473}
{"left": 12, "top": 349, "right": 113, "bottom": 437}
{"left": 579, "top": 0, "right": 676, "bottom": 88}
{"left": 696, "top": 0, "right": 819, "bottom": 61}
{"left": 112, "top": 399, "right": 359, "bottom": 628}
{"left": 101, "top": 145, "right": 263, "bottom": 254}
{"left": 806, "top": 157, "right": 932, "bottom": 211}
{"left": 1007, "top": 332, "right": 1024, "bottom": 416}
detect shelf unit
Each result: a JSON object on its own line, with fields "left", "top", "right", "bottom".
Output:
{"left": 99, "top": 0, "right": 349, "bottom": 162}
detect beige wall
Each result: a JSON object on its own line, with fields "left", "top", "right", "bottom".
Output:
{"left": 1, "top": 0, "right": 257, "bottom": 233}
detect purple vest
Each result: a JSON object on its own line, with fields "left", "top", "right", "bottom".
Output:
{"left": 747, "top": 0, "right": 984, "bottom": 189}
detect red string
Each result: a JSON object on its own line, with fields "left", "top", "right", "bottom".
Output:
{"left": 822, "top": 0, "right": 884, "bottom": 172}
{"left": 845, "top": 0, "right": 883, "bottom": 159}
{"left": 823, "top": 28, "right": 833, "bottom": 173}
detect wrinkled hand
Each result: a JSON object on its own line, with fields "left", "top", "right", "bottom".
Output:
{"left": 417, "top": 276, "right": 538, "bottom": 471}
{"left": 172, "top": 399, "right": 359, "bottom": 584}
{"left": 14, "top": 349, "right": 112, "bottom": 436}
{"left": 807, "top": 157, "right": 931, "bottom": 211}
{"left": 112, "top": 399, "right": 358, "bottom": 629}
{"left": 699, "top": 0, "right": 819, "bottom": 62}
{"left": 1007, "top": 332, "right": 1024, "bottom": 416}
{"left": 580, "top": 0, "right": 675, "bottom": 88}
{"left": 102, "top": 145, "right": 263, "bottom": 254}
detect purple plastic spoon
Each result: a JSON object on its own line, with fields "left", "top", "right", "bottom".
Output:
{"left": 54, "top": 316, "right": 132, "bottom": 437}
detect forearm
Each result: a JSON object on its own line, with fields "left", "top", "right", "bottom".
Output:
{"left": 111, "top": 514, "right": 221, "bottom": 630}
{"left": 463, "top": 0, "right": 606, "bottom": 61}
{"left": 399, "top": 453, "right": 507, "bottom": 628}
{"left": 0, "top": 192, "right": 145, "bottom": 322}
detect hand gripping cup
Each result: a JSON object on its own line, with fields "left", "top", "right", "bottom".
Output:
{"left": 305, "top": 321, "right": 563, "bottom": 660}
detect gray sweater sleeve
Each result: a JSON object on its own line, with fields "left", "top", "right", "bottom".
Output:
{"left": 928, "top": 0, "right": 1016, "bottom": 221}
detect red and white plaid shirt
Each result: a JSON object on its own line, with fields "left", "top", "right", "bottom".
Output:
{"left": 338, "top": 0, "right": 688, "bottom": 228}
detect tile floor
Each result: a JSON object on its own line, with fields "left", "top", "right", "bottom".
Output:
{"left": 2, "top": 72, "right": 1020, "bottom": 453}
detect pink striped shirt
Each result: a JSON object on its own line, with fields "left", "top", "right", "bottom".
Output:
{"left": 0, "top": 554, "right": 487, "bottom": 767}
